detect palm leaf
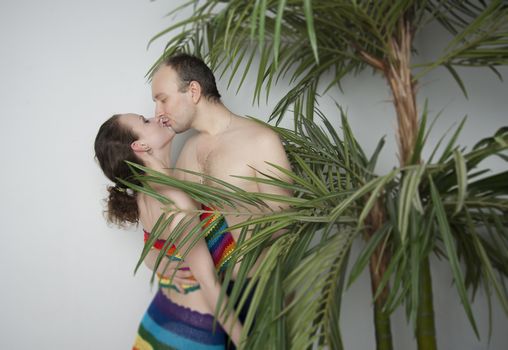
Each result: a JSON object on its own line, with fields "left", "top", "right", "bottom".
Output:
{"left": 429, "top": 177, "right": 479, "bottom": 336}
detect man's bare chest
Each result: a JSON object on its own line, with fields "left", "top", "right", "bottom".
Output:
{"left": 193, "top": 142, "right": 257, "bottom": 190}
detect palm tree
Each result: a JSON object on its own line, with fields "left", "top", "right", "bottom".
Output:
{"left": 131, "top": 1, "right": 508, "bottom": 349}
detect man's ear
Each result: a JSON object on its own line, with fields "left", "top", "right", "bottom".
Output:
{"left": 131, "top": 141, "right": 150, "bottom": 153}
{"left": 188, "top": 81, "right": 202, "bottom": 103}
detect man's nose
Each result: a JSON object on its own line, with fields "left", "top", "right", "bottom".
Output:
{"left": 155, "top": 104, "right": 165, "bottom": 118}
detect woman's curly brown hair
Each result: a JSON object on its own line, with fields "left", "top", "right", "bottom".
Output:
{"left": 94, "top": 114, "right": 143, "bottom": 225}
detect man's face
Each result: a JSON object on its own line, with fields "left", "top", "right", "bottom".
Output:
{"left": 152, "top": 65, "right": 194, "bottom": 134}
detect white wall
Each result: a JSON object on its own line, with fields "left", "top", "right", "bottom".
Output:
{"left": 0, "top": 1, "right": 506, "bottom": 349}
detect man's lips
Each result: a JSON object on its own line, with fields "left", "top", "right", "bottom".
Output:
{"left": 158, "top": 116, "right": 171, "bottom": 127}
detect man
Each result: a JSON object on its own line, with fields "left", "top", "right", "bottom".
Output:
{"left": 151, "top": 53, "right": 292, "bottom": 342}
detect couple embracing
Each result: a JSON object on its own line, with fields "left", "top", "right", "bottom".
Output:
{"left": 94, "top": 54, "right": 292, "bottom": 349}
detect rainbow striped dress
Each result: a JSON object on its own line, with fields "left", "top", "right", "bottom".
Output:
{"left": 133, "top": 205, "right": 237, "bottom": 350}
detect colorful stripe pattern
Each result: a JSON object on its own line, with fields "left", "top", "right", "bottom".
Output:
{"left": 132, "top": 289, "right": 226, "bottom": 350}
{"left": 143, "top": 231, "right": 180, "bottom": 258}
{"left": 143, "top": 204, "right": 236, "bottom": 292}
{"left": 200, "top": 204, "right": 236, "bottom": 274}
{"left": 143, "top": 230, "right": 199, "bottom": 294}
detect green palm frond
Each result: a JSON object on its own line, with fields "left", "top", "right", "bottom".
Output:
{"left": 142, "top": 1, "right": 508, "bottom": 348}
{"left": 420, "top": 0, "right": 508, "bottom": 72}
{"left": 150, "top": 1, "right": 508, "bottom": 123}
{"left": 147, "top": 1, "right": 417, "bottom": 122}
{"left": 123, "top": 107, "right": 507, "bottom": 347}
{"left": 121, "top": 113, "right": 378, "bottom": 347}
{"left": 284, "top": 226, "right": 354, "bottom": 349}
{"left": 369, "top": 123, "right": 508, "bottom": 334}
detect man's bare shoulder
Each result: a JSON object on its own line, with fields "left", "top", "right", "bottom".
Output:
{"left": 232, "top": 117, "right": 282, "bottom": 146}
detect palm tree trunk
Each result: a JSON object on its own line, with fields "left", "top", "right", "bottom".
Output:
{"left": 367, "top": 200, "right": 393, "bottom": 350}
{"left": 416, "top": 257, "right": 437, "bottom": 349}
{"left": 385, "top": 20, "right": 419, "bottom": 166}
{"left": 369, "top": 252, "right": 393, "bottom": 350}
{"left": 385, "top": 20, "right": 438, "bottom": 350}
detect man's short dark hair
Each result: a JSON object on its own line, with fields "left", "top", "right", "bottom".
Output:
{"left": 161, "top": 53, "right": 221, "bottom": 103}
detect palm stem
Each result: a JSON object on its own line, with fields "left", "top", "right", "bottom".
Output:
{"left": 367, "top": 200, "right": 393, "bottom": 350}
{"left": 385, "top": 20, "right": 419, "bottom": 166}
{"left": 369, "top": 254, "right": 393, "bottom": 350}
{"left": 416, "top": 256, "right": 437, "bottom": 350}
{"left": 384, "top": 19, "right": 437, "bottom": 350}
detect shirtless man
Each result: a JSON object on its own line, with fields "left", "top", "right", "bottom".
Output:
{"left": 151, "top": 53, "right": 292, "bottom": 327}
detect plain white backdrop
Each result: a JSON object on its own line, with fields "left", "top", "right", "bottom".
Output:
{"left": 0, "top": 1, "right": 506, "bottom": 349}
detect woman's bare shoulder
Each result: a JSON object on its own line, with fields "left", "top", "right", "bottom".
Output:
{"left": 158, "top": 187, "right": 197, "bottom": 211}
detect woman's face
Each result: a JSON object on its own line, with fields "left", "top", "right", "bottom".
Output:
{"left": 119, "top": 113, "right": 175, "bottom": 151}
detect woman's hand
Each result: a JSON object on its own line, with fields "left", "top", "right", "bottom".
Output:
{"left": 144, "top": 250, "right": 199, "bottom": 293}
{"left": 160, "top": 261, "right": 199, "bottom": 293}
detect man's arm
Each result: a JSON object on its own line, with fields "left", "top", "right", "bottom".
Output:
{"left": 251, "top": 129, "right": 293, "bottom": 212}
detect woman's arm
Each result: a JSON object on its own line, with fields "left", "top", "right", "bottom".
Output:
{"left": 166, "top": 190, "right": 243, "bottom": 347}
{"left": 143, "top": 250, "right": 192, "bottom": 280}
{"left": 182, "top": 233, "right": 243, "bottom": 347}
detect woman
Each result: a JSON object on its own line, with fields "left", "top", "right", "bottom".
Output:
{"left": 94, "top": 113, "right": 242, "bottom": 349}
